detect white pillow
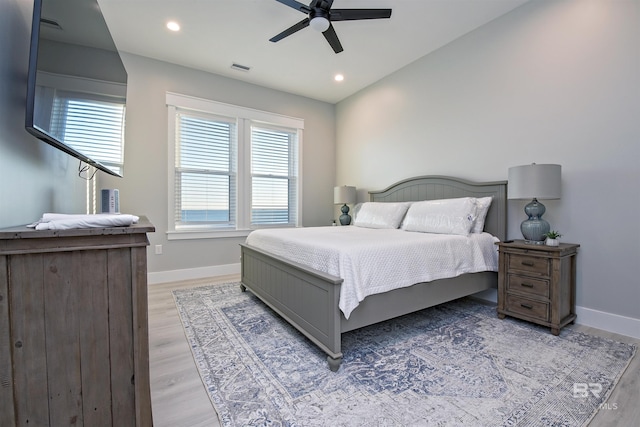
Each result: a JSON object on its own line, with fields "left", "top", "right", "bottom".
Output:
{"left": 471, "top": 196, "right": 493, "bottom": 234}
{"left": 401, "top": 197, "right": 478, "bottom": 235}
{"left": 353, "top": 202, "right": 411, "bottom": 229}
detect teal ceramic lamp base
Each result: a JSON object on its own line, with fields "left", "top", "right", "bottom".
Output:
{"left": 339, "top": 204, "right": 352, "bottom": 225}
{"left": 521, "top": 198, "right": 550, "bottom": 244}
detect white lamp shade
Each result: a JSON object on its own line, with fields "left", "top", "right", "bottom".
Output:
{"left": 334, "top": 186, "right": 356, "bottom": 204}
{"left": 508, "top": 164, "right": 561, "bottom": 200}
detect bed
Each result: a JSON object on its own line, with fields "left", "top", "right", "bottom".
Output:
{"left": 240, "top": 175, "right": 507, "bottom": 371}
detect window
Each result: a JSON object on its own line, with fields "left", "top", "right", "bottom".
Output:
{"left": 174, "top": 111, "right": 237, "bottom": 228}
{"left": 251, "top": 125, "right": 298, "bottom": 225}
{"left": 35, "top": 72, "right": 127, "bottom": 176}
{"left": 167, "top": 93, "right": 303, "bottom": 238}
{"left": 51, "top": 92, "right": 126, "bottom": 175}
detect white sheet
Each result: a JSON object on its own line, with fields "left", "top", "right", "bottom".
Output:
{"left": 245, "top": 226, "right": 499, "bottom": 319}
{"left": 28, "top": 213, "right": 139, "bottom": 230}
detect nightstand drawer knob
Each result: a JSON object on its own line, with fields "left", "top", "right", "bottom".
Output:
{"left": 521, "top": 261, "right": 535, "bottom": 267}
{"left": 521, "top": 282, "right": 534, "bottom": 288}
{"left": 520, "top": 303, "right": 533, "bottom": 310}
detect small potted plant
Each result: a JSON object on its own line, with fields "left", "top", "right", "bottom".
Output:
{"left": 544, "top": 230, "right": 562, "bottom": 247}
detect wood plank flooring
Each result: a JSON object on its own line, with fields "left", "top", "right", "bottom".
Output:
{"left": 148, "top": 276, "right": 235, "bottom": 427}
{"left": 148, "top": 275, "right": 639, "bottom": 426}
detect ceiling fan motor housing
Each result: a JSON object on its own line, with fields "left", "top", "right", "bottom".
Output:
{"left": 309, "top": 8, "right": 330, "bottom": 32}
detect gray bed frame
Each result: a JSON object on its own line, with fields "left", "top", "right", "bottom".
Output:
{"left": 240, "top": 176, "right": 507, "bottom": 371}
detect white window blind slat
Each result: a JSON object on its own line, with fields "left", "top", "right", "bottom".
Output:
{"left": 251, "top": 126, "right": 297, "bottom": 226}
{"left": 50, "top": 94, "right": 125, "bottom": 173}
{"left": 175, "top": 111, "right": 237, "bottom": 227}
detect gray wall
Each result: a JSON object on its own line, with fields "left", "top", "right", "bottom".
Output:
{"left": 5, "top": 0, "right": 636, "bottom": 325}
{"left": 0, "top": 0, "right": 85, "bottom": 229}
{"left": 1, "top": 0, "right": 335, "bottom": 275}
{"left": 100, "top": 54, "right": 336, "bottom": 275}
{"left": 336, "top": 0, "right": 640, "bottom": 320}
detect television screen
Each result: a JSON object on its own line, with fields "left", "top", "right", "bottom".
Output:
{"left": 25, "top": 0, "right": 127, "bottom": 177}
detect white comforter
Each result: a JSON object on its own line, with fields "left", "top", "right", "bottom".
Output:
{"left": 245, "top": 226, "right": 499, "bottom": 319}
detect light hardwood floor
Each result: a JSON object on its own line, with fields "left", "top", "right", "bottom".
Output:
{"left": 148, "top": 275, "right": 639, "bottom": 427}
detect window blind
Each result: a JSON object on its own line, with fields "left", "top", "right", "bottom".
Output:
{"left": 251, "top": 125, "right": 298, "bottom": 225}
{"left": 175, "top": 111, "right": 237, "bottom": 227}
{"left": 51, "top": 92, "right": 125, "bottom": 174}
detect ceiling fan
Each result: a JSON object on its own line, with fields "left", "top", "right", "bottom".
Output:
{"left": 269, "top": 0, "right": 392, "bottom": 54}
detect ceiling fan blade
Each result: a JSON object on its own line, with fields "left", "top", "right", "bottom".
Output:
{"left": 270, "top": 18, "right": 310, "bottom": 42}
{"left": 274, "top": 0, "right": 311, "bottom": 14}
{"left": 322, "top": 24, "right": 343, "bottom": 54}
{"left": 330, "top": 9, "right": 392, "bottom": 21}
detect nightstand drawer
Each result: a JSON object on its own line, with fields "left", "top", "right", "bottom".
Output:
{"left": 506, "top": 294, "right": 549, "bottom": 321}
{"left": 507, "top": 275, "right": 549, "bottom": 298}
{"left": 508, "top": 254, "right": 549, "bottom": 277}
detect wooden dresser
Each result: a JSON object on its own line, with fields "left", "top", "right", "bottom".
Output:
{"left": 497, "top": 240, "right": 579, "bottom": 335}
{"left": 0, "top": 217, "right": 154, "bottom": 426}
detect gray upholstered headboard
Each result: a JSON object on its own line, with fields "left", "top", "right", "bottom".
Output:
{"left": 368, "top": 175, "right": 508, "bottom": 241}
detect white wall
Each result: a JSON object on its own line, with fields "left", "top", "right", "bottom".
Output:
{"left": 336, "top": 0, "right": 640, "bottom": 323}
{"left": 100, "top": 54, "right": 336, "bottom": 277}
{"left": 0, "top": 0, "right": 86, "bottom": 229}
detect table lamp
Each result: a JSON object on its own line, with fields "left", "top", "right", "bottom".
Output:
{"left": 508, "top": 163, "right": 561, "bottom": 244}
{"left": 334, "top": 185, "right": 356, "bottom": 225}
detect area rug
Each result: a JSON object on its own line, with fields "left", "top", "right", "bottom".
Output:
{"left": 173, "top": 283, "right": 635, "bottom": 427}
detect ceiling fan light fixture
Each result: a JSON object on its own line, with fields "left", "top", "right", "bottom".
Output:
{"left": 310, "top": 16, "right": 330, "bottom": 32}
{"left": 270, "top": 1, "right": 392, "bottom": 54}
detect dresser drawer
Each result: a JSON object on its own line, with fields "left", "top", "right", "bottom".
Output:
{"left": 508, "top": 254, "right": 550, "bottom": 277}
{"left": 506, "top": 294, "right": 549, "bottom": 321}
{"left": 507, "top": 274, "right": 549, "bottom": 298}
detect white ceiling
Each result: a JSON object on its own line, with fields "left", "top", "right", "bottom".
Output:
{"left": 97, "top": 0, "right": 529, "bottom": 104}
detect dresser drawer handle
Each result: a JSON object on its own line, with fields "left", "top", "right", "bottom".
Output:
{"left": 520, "top": 282, "right": 534, "bottom": 288}
{"left": 520, "top": 303, "right": 533, "bottom": 310}
{"left": 521, "top": 261, "right": 535, "bottom": 267}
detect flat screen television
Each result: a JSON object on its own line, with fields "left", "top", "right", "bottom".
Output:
{"left": 25, "top": 0, "right": 127, "bottom": 177}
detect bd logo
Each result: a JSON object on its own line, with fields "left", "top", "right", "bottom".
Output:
{"left": 573, "top": 383, "right": 602, "bottom": 398}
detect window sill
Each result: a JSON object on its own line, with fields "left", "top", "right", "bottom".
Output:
{"left": 166, "top": 229, "right": 252, "bottom": 240}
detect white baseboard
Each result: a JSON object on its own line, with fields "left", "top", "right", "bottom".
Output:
{"left": 148, "top": 268, "right": 639, "bottom": 340}
{"left": 147, "top": 263, "right": 241, "bottom": 285}
{"left": 473, "top": 289, "right": 639, "bottom": 339}
{"left": 575, "top": 306, "right": 640, "bottom": 340}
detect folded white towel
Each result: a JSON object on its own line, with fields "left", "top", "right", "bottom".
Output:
{"left": 28, "top": 213, "right": 139, "bottom": 230}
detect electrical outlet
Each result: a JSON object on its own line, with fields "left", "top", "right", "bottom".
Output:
{"left": 155, "top": 244, "right": 162, "bottom": 255}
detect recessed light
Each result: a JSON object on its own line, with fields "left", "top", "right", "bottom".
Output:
{"left": 334, "top": 74, "right": 344, "bottom": 82}
{"left": 166, "top": 21, "right": 180, "bottom": 32}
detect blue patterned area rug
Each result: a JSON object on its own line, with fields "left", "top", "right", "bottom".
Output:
{"left": 173, "top": 283, "right": 635, "bottom": 427}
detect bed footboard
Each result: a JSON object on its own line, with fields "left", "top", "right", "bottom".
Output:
{"left": 240, "top": 243, "right": 344, "bottom": 371}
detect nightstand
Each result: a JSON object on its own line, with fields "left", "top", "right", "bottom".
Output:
{"left": 496, "top": 240, "right": 580, "bottom": 335}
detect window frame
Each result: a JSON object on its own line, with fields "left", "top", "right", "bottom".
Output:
{"left": 249, "top": 122, "right": 299, "bottom": 228}
{"left": 173, "top": 109, "right": 238, "bottom": 230}
{"left": 166, "top": 92, "right": 304, "bottom": 240}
